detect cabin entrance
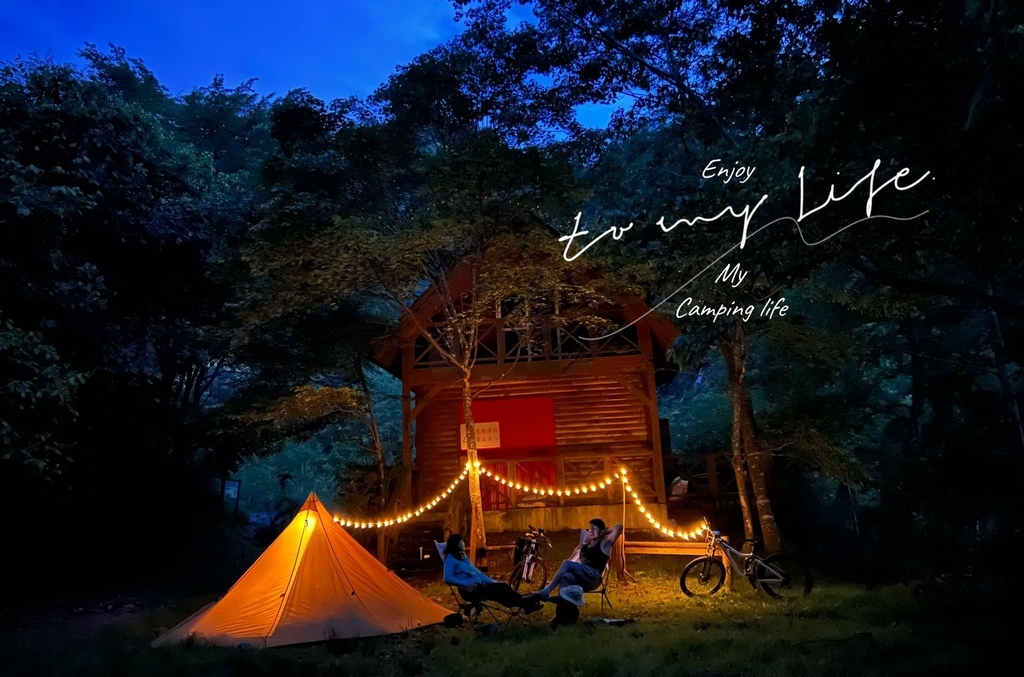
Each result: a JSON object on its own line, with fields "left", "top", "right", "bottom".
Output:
{"left": 480, "top": 459, "right": 557, "bottom": 511}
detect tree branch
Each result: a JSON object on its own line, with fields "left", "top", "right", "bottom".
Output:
{"left": 851, "top": 260, "right": 1024, "bottom": 320}
{"left": 549, "top": 3, "right": 737, "bottom": 148}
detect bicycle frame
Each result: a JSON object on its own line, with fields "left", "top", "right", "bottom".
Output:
{"left": 523, "top": 552, "right": 537, "bottom": 581}
{"left": 516, "top": 527, "right": 548, "bottom": 583}
{"left": 704, "top": 531, "right": 787, "bottom": 588}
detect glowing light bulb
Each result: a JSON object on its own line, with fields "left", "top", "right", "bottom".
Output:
{"left": 556, "top": 490, "right": 563, "bottom": 496}
{"left": 574, "top": 488, "right": 580, "bottom": 494}
{"left": 581, "top": 487, "right": 588, "bottom": 493}
{"left": 604, "top": 477, "right": 612, "bottom": 484}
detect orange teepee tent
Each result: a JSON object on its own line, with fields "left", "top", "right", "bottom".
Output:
{"left": 152, "top": 492, "right": 450, "bottom": 648}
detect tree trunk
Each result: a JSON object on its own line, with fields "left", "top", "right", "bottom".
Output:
{"left": 720, "top": 322, "right": 783, "bottom": 554}
{"left": 354, "top": 355, "right": 388, "bottom": 510}
{"left": 738, "top": 391, "right": 782, "bottom": 554}
{"left": 719, "top": 337, "right": 756, "bottom": 544}
{"left": 985, "top": 286, "right": 1024, "bottom": 456}
{"left": 905, "top": 318, "right": 926, "bottom": 454}
{"left": 461, "top": 379, "right": 487, "bottom": 565}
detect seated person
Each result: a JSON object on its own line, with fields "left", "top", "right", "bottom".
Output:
{"left": 528, "top": 518, "right": 623, "bottom": 601}
{"left": 442, "top": 533, "right": 542, "bottom": 612}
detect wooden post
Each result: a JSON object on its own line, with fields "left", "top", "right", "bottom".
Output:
{"left": 557, "top": 456, "right": 565, "bottom": 507}
{"left": 496, "top": 316, "right": 505, "bottom": 364}
{"left": 706, "top": 454, "right": 719, "bottom": 496}
{"left": 611, "top": 534, "right": 625, "bottom": 582}
{"left": 722, "top": 536, "right": 733, "bottom": 590}
{"left": 638, "top": 324, "right": 667, "bottom": 504}
{"left": 401, "top": 347, "right": 413, "bottom": 471}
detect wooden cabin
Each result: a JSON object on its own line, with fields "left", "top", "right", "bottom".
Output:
{"left": 372, "top": 260, "right": 681, "bottom": 548}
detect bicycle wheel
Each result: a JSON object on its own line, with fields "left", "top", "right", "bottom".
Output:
{"left": 509, "top": 558, "right": 548, "bottom": 594}
{"left": 758, "top": 554, "right": 813, "bottom": 598}
{"left": 679, "top": 557, "right": 726, "bottom": 597}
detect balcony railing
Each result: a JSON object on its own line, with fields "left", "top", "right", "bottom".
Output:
{"left": 412, "top": 317, "right": 641, "bottom": 369}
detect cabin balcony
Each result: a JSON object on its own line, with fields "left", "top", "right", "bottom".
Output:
{"left": 411, "top": 317, "right": 643, "bottom": 370}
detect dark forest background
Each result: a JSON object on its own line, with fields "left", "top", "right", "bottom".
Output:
{"left": 1, "top": 0, "right": 1020, "bottom": 605}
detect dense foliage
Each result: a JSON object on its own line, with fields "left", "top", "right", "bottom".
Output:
{"left": 1, "top": 1, "right": 1020, "bottom": 600}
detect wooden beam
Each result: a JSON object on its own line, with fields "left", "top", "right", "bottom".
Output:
{"left": 706, "top": 454, "right": 720, "bottom": 496}
{"left": 496, "top": 316, "right": 505, "bottom": 365}
{"left": 409, "top": 382, "right": 446, "bottom": 423}
{"left": 402, "top": 345, "right": 413, "bottom": 469}
{"left": 624, "top": 541, "right": 708, "bottom": 556}
{"left": 624, "top": 540, "right": 731, "bottom": 588}
{"left": 638, "top": 325, "right": 667, "bottom": 504}
{"left": 611, "top": 374, "right": 652, "bottom": 408}
{"left": 406, "top": 354, "right": 649, "bottom": 387}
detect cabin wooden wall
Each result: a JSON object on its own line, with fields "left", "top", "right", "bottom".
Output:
{"left": 413, "top": 370, "right": 665, "bottom": 508}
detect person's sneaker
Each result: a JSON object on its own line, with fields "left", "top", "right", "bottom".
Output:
{"left": 523, "top": 601, "right": 544, "bottom": 614}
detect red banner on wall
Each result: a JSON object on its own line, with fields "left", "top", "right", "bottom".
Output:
{"left": 459, "top": 396, "right": 556, "bottom": 460}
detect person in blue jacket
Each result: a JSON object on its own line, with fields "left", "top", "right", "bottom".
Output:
{"left": 443, "top": 533, "right": 542, "bottom": 612}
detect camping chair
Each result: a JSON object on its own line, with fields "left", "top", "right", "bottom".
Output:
{"left": 569, "top": 531, "right": 618, "bottom": 616}
{"left": 586, "top": 564, "right": 614, "bottom": 615}
{"left": 433, "top": 541, "right": 528, "bottom": 627}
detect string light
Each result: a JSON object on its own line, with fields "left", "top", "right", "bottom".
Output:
{"left": 478, "top": 464, "right": 708, "bottom": 541}
{"left": 331, "top": 463, "right": 471, "bottom": 530}
{"left": 477, "top": 465, "right": 628, "bottom": 497}
{"left": 621, "top": 474, "right": 709, "bottom": 540}
{"left": 328, "top": 459, "right": 709, "bottom": 541}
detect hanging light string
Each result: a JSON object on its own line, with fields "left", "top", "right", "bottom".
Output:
{"left": 476, "top": 463, "right": 709, "bottom": 541}
{"left": 329, "top": 460, "right": 710, "bottom": 539}
{"left": 331, "top": 464, "right": 470, "bottom": 530}
{"left": 620, "top": 473, "right": 709, "bottom": 541}
{"left": 474, "top": 460, "right": 618, "bottom": 497}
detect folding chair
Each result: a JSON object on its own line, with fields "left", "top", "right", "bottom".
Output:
{"left": 570, "top": 530, "right": 617, "bottom": 616}
{"left": 584, "top": 564, "right": 614, "bottom": 615}
{"left": 433, "top": 541, "right": 527, "bottom": 627}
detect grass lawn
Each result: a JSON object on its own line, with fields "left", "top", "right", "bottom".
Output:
{"left": 0, "top": 555, "right": 1008, "bottom": 677}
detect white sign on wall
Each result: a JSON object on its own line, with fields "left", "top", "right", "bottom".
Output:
{"left": 460, "top": 421, "right": 501, "bottom": 450}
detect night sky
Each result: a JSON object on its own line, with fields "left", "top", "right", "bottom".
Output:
{"left": 1, "top": 0, "right": 615, "bottom": 127}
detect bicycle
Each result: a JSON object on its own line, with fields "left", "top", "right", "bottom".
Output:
{"left": 680, "top": 527, "right": 813, "bottom": 599}
{"left": 508, "top": 524, "right": 551, "bottom": 594}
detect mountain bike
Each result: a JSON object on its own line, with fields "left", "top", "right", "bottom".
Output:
{"left": 508, "top": 525, "right": 551, "bottom": 594}
{"left": 680, "top": 528, "right": 813, "bottom": 599}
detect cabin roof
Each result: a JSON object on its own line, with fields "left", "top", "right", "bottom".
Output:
{"left": 370, "top": 259, "right": 681, "bottom": 381}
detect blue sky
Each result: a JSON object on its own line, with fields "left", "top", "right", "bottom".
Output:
{"left": 2, "top": 0, "right": 614, "bottom": 127}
